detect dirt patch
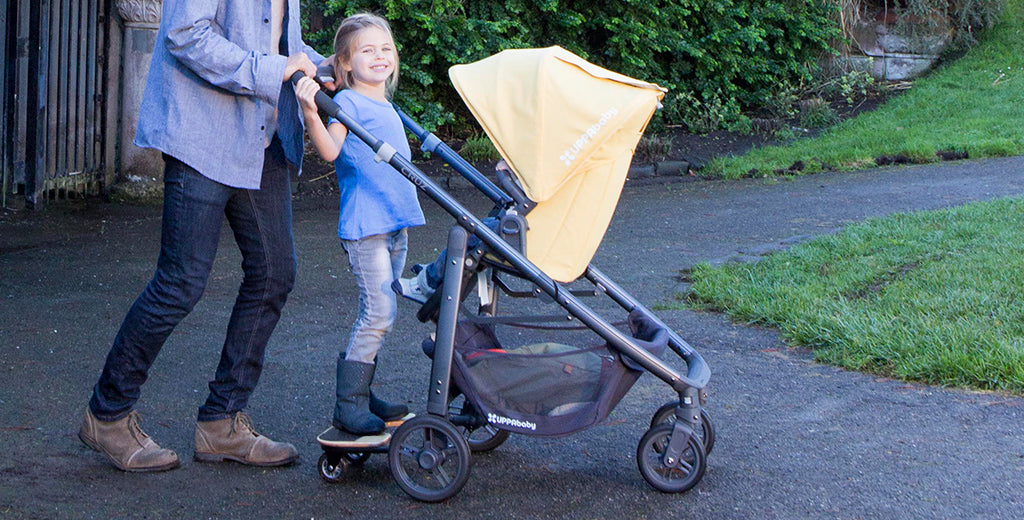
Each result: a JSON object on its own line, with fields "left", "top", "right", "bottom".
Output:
{"left": 668, "top": 130, "right": 776, "bottom": 171}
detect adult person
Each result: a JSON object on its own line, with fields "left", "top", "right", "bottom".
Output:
{"left": 78, "top": 0, "right": 331, "bottom": 472}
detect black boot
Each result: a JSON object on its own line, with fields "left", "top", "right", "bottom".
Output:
{"left": 333, "top": 359, "right": 385, "bottom": 435}
{"left": 367, "top": 360, "right": 409, "bottom": 422}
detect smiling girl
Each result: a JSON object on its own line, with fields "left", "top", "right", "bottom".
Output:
{"left": 295, "top": 13, "right": 423, "bottom": 438}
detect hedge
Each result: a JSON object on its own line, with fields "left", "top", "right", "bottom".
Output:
{"left": 300, "top": 0, "right": 838, "bottom": 133}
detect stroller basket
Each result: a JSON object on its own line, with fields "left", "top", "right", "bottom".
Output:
{"left": 447, "top": 311, "right": 667, "bottom": 437}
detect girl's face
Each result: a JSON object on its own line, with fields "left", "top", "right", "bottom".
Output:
{"left": 342, "top": 26, "right": 396, "bottom": 97}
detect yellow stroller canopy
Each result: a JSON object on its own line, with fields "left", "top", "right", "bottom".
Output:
{"left": 449, "top": 46, "right": 667, "bottom": 282}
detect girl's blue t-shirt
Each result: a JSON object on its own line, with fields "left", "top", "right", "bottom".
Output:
{"left": 328, "top": 89, "right": 425, "bottom": 240}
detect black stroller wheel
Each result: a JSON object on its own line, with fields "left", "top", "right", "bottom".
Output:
{"left": 388, "top": 415, "right": 471, "bottom": 502}
{"left": 464, "top": 424, "right": 510, "bottom": 452}
{"left": 449, "top": 394, "right": 511, "bottom": 452}
{"left": 317, "top": 452, "right": 349, "bottom": 483}
{"left": 651, "top": 402, "right": 716, "bottom": 455}
{"left": 637, "top": 424, "right": 706, "bottom": 493}
{"left": 343, "top": 451, "right": 372, "bottom": 464}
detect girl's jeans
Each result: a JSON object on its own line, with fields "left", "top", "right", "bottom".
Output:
{"left": 89, "top": 138, "right": 296, "bottom": 422}
{"left": 341, "top": 229, "right": 408, "bottom": 363}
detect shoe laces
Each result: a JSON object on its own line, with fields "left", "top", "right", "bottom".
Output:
{"left": 231, "top": 412, "right": 260, "bottom": 438}
{"left": 126, "top": 411, "right": 151, "bottom": 446}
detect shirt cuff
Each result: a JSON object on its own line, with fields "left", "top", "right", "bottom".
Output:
{"left": 256, "top": 53, "right": 288, "bottom": 105}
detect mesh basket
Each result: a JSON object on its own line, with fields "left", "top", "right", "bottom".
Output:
{"left": 447, "top": 311, "right": 667, "bottom": 436}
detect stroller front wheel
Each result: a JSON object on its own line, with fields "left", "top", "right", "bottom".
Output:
{"left": 651, "top": 402, "right": 716, "bottom": 456}
{"left": 637, "top": 424, "right": 707, "bottom": 493}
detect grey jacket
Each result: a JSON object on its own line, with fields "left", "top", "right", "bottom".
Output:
{"left": 134, "top": 0, "right": 325, "bottom": 189}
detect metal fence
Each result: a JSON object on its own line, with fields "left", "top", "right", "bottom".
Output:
{"left": 2, "top": 0, "right": 113, "bottom": 209}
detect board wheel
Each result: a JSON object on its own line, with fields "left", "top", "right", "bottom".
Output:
{"left": 317, "top": 452, "right": 349, "bottom": 483}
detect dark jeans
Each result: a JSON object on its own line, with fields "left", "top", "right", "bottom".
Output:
{"left": 89, "top": 138, "right": 296, "bottom": 422}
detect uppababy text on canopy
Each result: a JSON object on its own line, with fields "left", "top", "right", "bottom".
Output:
{"left": 299, "top": 46, "right": 713, "bottom": 503}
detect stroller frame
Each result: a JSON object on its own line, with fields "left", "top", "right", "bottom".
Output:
{"left": 297, "top": 74, "right": 712, "bottom": 502}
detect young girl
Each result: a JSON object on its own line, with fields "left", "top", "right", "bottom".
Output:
{"left": 295, "top": 13, "right": 424, "bottom": 437}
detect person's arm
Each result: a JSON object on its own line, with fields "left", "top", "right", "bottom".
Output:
{"left": 295, "top": 77, "right": 347, "bottom": 162}
{"left": 162, "top": 2, "right": 316, "bottom": 104}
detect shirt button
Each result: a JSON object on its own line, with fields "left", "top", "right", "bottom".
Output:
{"left": 260, "top": 126, "right": 266, "bottom": 131}
{"left": 264, "top": 19, "right": 269, "bottom": 23}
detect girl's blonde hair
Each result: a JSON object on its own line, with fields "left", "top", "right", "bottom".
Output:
{"left": 332, "top": 13, "right": 399, "bottom": 97}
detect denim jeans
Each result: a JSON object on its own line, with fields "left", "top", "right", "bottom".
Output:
{"left": 341, "top": 229, "right": 408, "bottom": 363}
{"left": 89, "top": 138, "right": 296, "bottom": 422}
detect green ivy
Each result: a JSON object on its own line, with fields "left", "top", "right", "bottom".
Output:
{"left": 301, "top": 0, "right": 838, "bottom": 134}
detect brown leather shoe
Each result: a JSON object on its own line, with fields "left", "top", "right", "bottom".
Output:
{"left": 79, "top": 409, "right": 180, "bottom": 472}
{"left": 194, "top": 412, "right": 298, "bottom": 466}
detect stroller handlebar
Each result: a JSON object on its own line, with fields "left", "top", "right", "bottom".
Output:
{"left": 290, "top": 72, "right": 336, "bottom": 115}
{"left": 290, "top": 72, "right": 387, "bottom": 155}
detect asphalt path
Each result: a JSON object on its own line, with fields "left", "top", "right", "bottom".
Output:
{"left": 2, "top": 156, "right": 1024, "bottom": 519}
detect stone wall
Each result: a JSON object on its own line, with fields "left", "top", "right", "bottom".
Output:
{"left": 110, "top": 0, "right": 163, "bottom": 203}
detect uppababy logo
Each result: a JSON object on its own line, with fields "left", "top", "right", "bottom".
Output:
{"left": 487, "top": 413, "right": 537, "bottom": 431}
{"left": 559, "top": 107, "right": 619, "bottom": 166}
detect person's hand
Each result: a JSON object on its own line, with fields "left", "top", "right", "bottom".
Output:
{"left": 294, "top": 76, "right": 320, "bottom": 114}
{"left": 283, "top": 52, "right": 317, "bottom": 82}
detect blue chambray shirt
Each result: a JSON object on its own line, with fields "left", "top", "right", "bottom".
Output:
{"left": 134, "top": 0, "right": 325, "bottom": 189}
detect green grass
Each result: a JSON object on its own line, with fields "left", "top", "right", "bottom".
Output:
{"left": 683, "top": 197, "right": 1024, "bottom": 393}
{"left": 704, "top": 0, "right": 1024, "bottom": 179}
{"left": 459, "top": 134, "right": 501, "bottom": 163}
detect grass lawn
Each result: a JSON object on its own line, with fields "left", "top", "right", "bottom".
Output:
{"left": 684, "top": 197, "right": 1024, "bottom": 393}
{"left": 703, "top": 0, "right": 1024, "bottom": 179}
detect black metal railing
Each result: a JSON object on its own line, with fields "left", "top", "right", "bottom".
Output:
{"left": 3, "top": 0, "right": 110, "bottom": 208}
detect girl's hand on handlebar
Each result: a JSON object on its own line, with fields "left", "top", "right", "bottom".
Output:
{"left": 294, "top": 76, "right": 320, "bottom": 114}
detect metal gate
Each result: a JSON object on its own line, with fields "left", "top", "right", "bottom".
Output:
{"left": 2, "top": 0, "right": 112, "bottom": 209}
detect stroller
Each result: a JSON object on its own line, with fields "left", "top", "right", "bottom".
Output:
{"left": 302, "top": 46, "right": 712, "bottom": 502}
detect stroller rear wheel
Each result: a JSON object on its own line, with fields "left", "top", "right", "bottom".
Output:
{"left": 463, "top": 423, "right": 510, "bottom": 452}
{"left": 651, "top": 402, "right": 716, "bottom": 455}
{"left": 449, "top": 393, "right": 511, "bottom": 452}
{"left": 637, "top": 423, "right": 706, "bottom": 493}
{"left": 388, "top": 415, "right": 471, "bottom": 502}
